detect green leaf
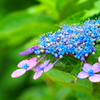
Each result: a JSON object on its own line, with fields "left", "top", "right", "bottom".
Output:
{"left": 44, "top": 68, "right": 92, "bottom": 94}
{"left": 71, "top": 62, "right": 83, "bottom": 80}
{"left": 88, "top": 44, "right": 100, "bottom": 64}
{"left": 60, "top": 11, "right": 85, "bottom": 25}
{"left": 37, "top": 0, "right": 59, "bottom": 20}
{"left": 56, "top": 0, "right": 70, "bottom": 11}
{"left": 76, "top": 91, "right": 94, "bottom": 100}
{"left": 83, "top": 0, "right": 100, "bottom": 19}
{"left": 92, "top": 83, "right": 100, "bottom": 100}
{"left": 77, "top": 0, "right": 88, "bottom": 4}
{"left": 1, "top": 22, "right": 59, "bottom": 46}
{"left": 45, "top": 55, "right": 81, "bottom": 73}
{"left": 59, "top": 0, "right": 96, "bottom": 21}
{"left": 0, "top": 11, "right": 57, "bottom": 34}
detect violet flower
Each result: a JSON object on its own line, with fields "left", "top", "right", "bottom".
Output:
{"left": 33, "top": 58, "right": 60, "bottom": 80}
{"left": 33, "top": 60, "right": 53, "bottom": 80}
{"left": 19, "top": 45, "right": 38, "bottom": 55}
{"left": 78, "top": 63, "right": 100, "bottom": 82}
{"left": 11, "top": 57, "right": 37, "bottom": 78}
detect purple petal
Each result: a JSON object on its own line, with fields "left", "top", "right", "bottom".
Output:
{"left": 44, "top": 63, "right": 53, "bottom": 72}
{"left": 28, "top": 45, "right": 38, "bottom": 50}
{"left": 19, "top": 50, "right": 33, "bottom": 55}
{"left": 98, "top": 57, "right": 100, "bottom": 62}
{"left": 26, "top": 57, "right": 37, "bottom": 70}
{"left": 11, "top": 69, "right": 26, "bottom": 78}
{"left": 89, "top": 74, "right": 100, "bottom": 82}
{"left": 19, "top": 45, "right": 38, "bottom": 55}
{"left": 82, "top": 63, "right": 92, "bottom": 72}
{"left": 36, "top": 64, "right": 43, "bottom": 71}
{"left": 43, "top": 60, "right": 50, "bottom": 67}
{"left": 91, "top": 63, "right": 100, "bottom": 73}
{"left": 18, "top": 60, "right": 29, "bottom": 68}
{"left": 78, "top": 71, "right": 89, "bottom": 79}
{"left": 33, "top": 70, "right": 43, "bottom": 80}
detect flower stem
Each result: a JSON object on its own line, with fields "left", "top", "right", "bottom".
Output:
{"left": 37, "top": 54, "right": 48, "bottom": 63}
{"left": 53, "top": 58, "right": 61, "bottom": 65}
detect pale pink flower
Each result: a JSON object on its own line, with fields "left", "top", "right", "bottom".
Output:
{"left": 11, "top": 57, "right": 37, "bottom": 78}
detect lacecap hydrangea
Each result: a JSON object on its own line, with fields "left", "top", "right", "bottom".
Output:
{"left": 11, "top": 19, "right": 100, "bottom": 82}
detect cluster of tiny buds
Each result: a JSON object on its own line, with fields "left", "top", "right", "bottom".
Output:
{"left": 34, "top": 19, "right": 100, "bottom": 61}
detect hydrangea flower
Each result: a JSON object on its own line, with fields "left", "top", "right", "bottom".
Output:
{"left": 11, "top": 57, "right": 37, "bottom": 78}
{"left": 33, "top": 60, "right": 53, "bottom": 80}
{"left": 11, "top": 19, "right": 100, "bottom": 82}
{"left": 33, "top": 19, "right": 100, "bottom": 61}
{"left": 19, "top": 45, "right": 38, "bottom": 55}
{"left": 78, "top": 63, "right": 100, "bottom": 82}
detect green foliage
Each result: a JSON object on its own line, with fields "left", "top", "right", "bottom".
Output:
{"left": 83, "top": 0, "right": 100, "bottom": 19}
{"left": 88, "top": 44, "right": 100, "bottom": 64}
{"left": 44, "top": 69, "right": 92, "bottom": 94}
{"left": 0, "top": 0, "right": 100, "bottom": 100}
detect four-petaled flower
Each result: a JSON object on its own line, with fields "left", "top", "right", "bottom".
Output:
{"left": 11, "top": 57, "right": 37, "bottom": 78}
{"left": 19, "top": 45, "right": 38, "bottom": 55}
{"left": 78, "top": 63, "right": 100, "bottom": 82}
{"left": 33, "top": 60, "right": 53, "bottom": 80}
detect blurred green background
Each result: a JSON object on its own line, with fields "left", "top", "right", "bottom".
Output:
{"left": 0, "top": 0, "right": 100, "bottom": 100}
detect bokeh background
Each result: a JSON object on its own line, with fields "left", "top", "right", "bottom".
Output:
{"left": 0, "top": 0, "right": 100, "bottom": 100}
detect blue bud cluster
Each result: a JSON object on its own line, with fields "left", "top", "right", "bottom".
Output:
{"left": 34, "top": 19, "right": 100, "bottom": 61}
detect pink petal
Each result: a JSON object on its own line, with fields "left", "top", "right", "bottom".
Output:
{"left": 11, "top": 69, "right": 26, "bottom": 78}
{"left": 44, "top": 63, "right": 53, "bottom": 72}
{"left": 78, "top": 71, "right": 89, "bottom": 79}
{"left": 82, "top": 63, "right": 92, "bottom": 72}
{"left": 98, "top": 57, "right": 100, "bottom": 62}
{"left": 43, "top": 60, "right": 50, "bottom": 67}
{"left": 33, "top": 70, "right": 43, "bottom": 80}
{"left": 26, "top": 62, "right": 37, "bottom": 70}
{"left": 89, "top": 74, "right": 100, "bottom": 82}
{"left": 26, "top": 57, "right": 37, "bottom": 70}
{"left": 92, "top": 63, "right": 100, "bottom": 73}
{"left": 29, "top": 57, "right": 37, "bottom": 63}
{"left": 18, "top": 60, "right": 29, "bottom": 68}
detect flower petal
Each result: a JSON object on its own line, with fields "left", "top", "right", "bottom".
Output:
{"left": 91, "top": 63, "right": 100, "bottom": 73}
{"left": 98, "top": 57, "right": 100, "bottom": 62}
{"left": 26, "top": 57, "right": 37, "bottom": 70}
{"left": 43, "top": 60, "right": 50, "bottom": 67}
{"left": 78, "top": 71, "right": 89, "bottom": 79}
{"left": 26, "top": 62, "right": 37, "bottom": 70}
{"left": 44, "top": 63, "right": 53, "bottom": 72}
{"left": 18, "top": 60, "right": 29, "bottom": 68}
{"left": 11, "top": 69, "right": 26, "bottom": 78}
{"left": 29, "top": 57, "right": 37, "bottom": 63}
{"left": 36, "top": 64, "right": 43, "bottom": 71}
{"left": 28, "top": 45, "right": 38, "bottom": 50}
{"left": 19, "top": 50, "right": 33, "bottom": 55}
{"left": 82, "top": 63, "right": 92, "bottom": 72}
{"left": 33, "top": 70, "right": 43, "bottom": 80}
{"left": 19, "top": 45, "right": 38, "bottom": 55}
{"left": 89, "top": 74, "right": 100, "bottom": 82}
